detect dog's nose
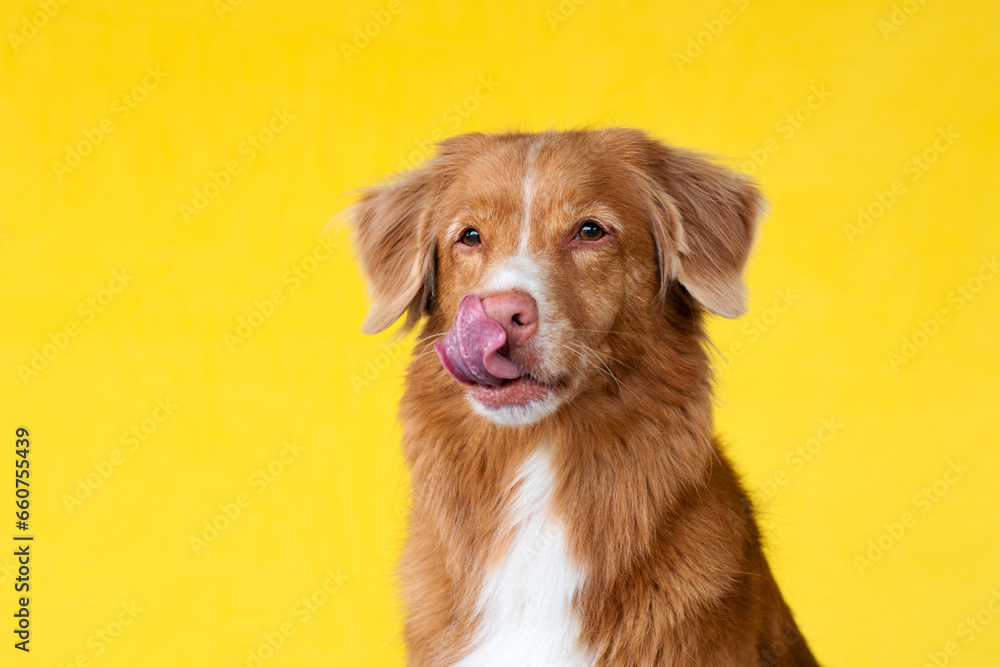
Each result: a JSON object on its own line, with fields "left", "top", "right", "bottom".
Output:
{"left": 481, "top": 291, "right": 538, "bottom": 349}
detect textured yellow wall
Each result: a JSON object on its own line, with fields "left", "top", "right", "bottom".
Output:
{"left": 2, "top": 0, "right": 998, "bottom": 664}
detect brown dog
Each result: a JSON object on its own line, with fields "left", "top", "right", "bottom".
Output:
{"left": 351, "top": 129, "right": 819, "bottom": 666}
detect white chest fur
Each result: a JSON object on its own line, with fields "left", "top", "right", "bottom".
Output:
{"left": 453, "top": 447, "right": 593, "bottom": 667}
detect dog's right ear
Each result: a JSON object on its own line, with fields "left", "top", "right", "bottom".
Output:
{"left": 351, "top": 167, "right": 438, "bottom": 335}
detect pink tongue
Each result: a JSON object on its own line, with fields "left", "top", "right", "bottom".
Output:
{"left": 434, "top": 294, "right": 522, "bottom": 386}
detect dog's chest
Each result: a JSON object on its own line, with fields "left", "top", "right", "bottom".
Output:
{"left": 453, "top": 447, "right": 593, "bottom": 667}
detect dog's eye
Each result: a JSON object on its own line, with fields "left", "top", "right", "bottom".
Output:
{"left": 459, "top": 228, "right": 481, "bottom": 247}
{"left": 577, "top": 220, "right": 606, "bottom": 241}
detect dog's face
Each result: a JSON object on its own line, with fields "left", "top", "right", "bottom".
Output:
{"left": 352, "top": 129, "right": 763, "bottom": 426}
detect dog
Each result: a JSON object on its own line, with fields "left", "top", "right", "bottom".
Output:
{"left": 350, "top": 128, "right": 820, "bottom": 666}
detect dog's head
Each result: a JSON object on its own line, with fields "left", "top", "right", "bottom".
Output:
{"left": 351, "top": 129, "right": 763, "bottom": 427}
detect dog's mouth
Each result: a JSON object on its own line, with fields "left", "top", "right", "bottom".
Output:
{"left": 433, "top": 295, "right": 565, "bottom": 408}
{"left": 466, "top": 373, "right": 564, "bottom": 410}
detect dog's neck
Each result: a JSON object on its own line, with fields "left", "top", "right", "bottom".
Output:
{"left": 399, "top": 312, "right": 717, "bottom": 579}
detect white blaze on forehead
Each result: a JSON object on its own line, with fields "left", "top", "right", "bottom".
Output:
{"left": 480, "top": 254, "right": 547, "bottom": 301}
{"left": 520, "top": 137, "right": 543, "bottom": 254}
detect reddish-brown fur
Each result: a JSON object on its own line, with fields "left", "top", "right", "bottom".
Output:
{"left": 351, "top": 128, "right": 819, "bottom": 666}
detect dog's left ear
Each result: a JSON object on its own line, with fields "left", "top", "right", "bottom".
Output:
{"left": 638, "top": 137, "right": 765, "bottom": 318}
{"left": 351, "top": 167, "right": 439, "bottom": 335}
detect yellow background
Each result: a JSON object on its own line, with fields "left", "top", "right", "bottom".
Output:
{"left": 2, "top": 0, "right": 998, "bottom": 664}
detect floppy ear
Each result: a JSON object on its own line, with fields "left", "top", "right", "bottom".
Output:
{"left": 351, "top": 167, "right": 438, "bottom": 334}
{"left": 640, "top": 139, "right": 765, "bottom": 318}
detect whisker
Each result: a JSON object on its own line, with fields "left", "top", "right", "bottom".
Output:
{"left": 562, "top": 327, "right": 620, "bottom": 334}
{"left": 560, "top": 343, "right": 591, "bottom": 366}
{"left": 579, "top": 343, "right": 624, "bottom": 392}
{"left": 409, "top": 346, "right": 441, "bottom": 365}
{"left": 563, "top": 343, "right": 616, "bottom": 388}
{"left": 561, "top": 343, "right": 600, "bottom": 377}
{"left": 413, "top": 331, "right": 448, "bottom": 345}
{"left": 565, "top": 342, "right": 623, "bottom": 392}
